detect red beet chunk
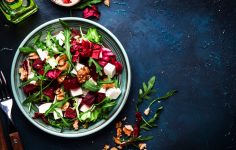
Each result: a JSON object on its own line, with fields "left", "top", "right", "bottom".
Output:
{"left": 43, "top": 87, "right": 55, "bottom": 100}
{"left": 81, "top": 92, "right": 96, "bottom": 107}
{"left": 63, "top": 77, "right": 79, "bottom": 90}
{"left": 22, "top": 84, "right": 37, "bottom": 95}
{"left": 64, "top": 107, "right": 77, "bottom": 119}
{"left": 46, "top": 69, "right": 62, "bottom": 79}
{"left": 32, "top": 59, "right": 45, "bottom": 70}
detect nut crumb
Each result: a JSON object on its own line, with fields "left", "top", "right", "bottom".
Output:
{"left": 77, "top": 66, "right": 90, "bottom": 83}
{"left": 144, "top": 107, "right": 150, "bottom": 116}
{"left": 55, "top": 88, "right": 65, "bottom": 101}
{"left": 28, "top": 52, "right": 39, "bottom": 60}
{"left": 104, "top": 0, "right": 110, "bottom": 6}
{"left": 115, "top": 121, "right": 122, "bottom": 128}
{"left": 103, "top": 144, "right": 110, "bottom": 150}
{"left": 111, "top": 147, "right": 118, "bottom": 150}
{"left": 61, "top": 102, "right": 70, "bottom": 111}
{"left": 138, "top": 143, "right": 147, "bottom": 150}
{"left": 123, "top": 125, "right": 133, "bottom": 136}
{"left": 116, "top": 128, "right": 122, "bottom": 138}
{"left": 73, "top": 120, "right": 79, "bottom": 130}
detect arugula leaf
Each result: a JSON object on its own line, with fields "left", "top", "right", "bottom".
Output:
{"left": 73, "top": 0, "right": 102, "bottom": 9}
{"left": 33, "top": 32, "right": 42, "bottom": 45}
{"left": 82, "top": 79, "right": 100, "bottom": 92}
{"left": 19, "top": 77, "right": 38, "bottom": 88}
{"left": 134, "top": 136, "right": 154, "bottom": 142}
{"left": 45, "top": 97, "right": 73, "bottom": 116}
{"left": 54, "top": 109, "right": 70, "bottom": 127}
{"left": 46, "top": 31, "right": 53, "bottom": 48}
{"left": 22, "top": 92, "right": 41, "bottom": 105}
{"left": 59, "top": 19, "right": 70, "bottom": 30}
{"left": 88, "top": 58, "right": 103, "bottom": 76}
{"left": 63, "top": 29, "right": 72, "bottom": 64}
{"left": 85, "top": 28, "right": 102, "bottom": 44}
{"left": 140, "top": 106, "right": 163, "bottom": 130}
{"left": 137, "top": 76, "right": 156, "bottom": 107}
{"left": 19, "top": 46, "right": 36, "bottom": 53}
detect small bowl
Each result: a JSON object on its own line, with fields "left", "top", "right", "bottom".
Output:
{"left": 11, "top": 17, "right": 131, "bottom": 138}
{"left": 51, "top": 0, "right": 80, "bottom": 7}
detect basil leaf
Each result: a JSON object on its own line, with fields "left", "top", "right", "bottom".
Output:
{"left": 19, "top": 46, "right": 35, "bottom": 53}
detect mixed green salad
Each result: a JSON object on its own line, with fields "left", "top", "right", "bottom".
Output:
{"left": 18, "top": 20, "right": 123, "bottom": 131}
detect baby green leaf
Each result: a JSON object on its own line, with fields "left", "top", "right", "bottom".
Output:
{"left": 88, "top": 58, "right": 103, "bottom": 76}
{"left": 85, "top": 28, "right": 102, "bottom": 44}
{"left": 82, "top": 80, "right": 100, "bottom": 92}
{"left": 19, "top": 46, "right": 35, "bottom": 53}
{"left": 73, "top": 0, "right": 102, "bottom": 9}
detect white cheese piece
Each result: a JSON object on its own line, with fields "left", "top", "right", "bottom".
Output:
{"left": 82, "top": 89, "right": 89, "bottom": 97}
{"left": 38, "top": 103, "right": 52, "bottom": 113}
{"left": 98, "top": 88, "right": 106, "bottom": 93}
{"left": 104, "top": 63, "right": 116, "bottom": 78}
{"left": 36, "top": 48, "right": 48, "bottom": 61}
{"left": 46, "top": 57, "right": 58, "bottom": 69}
{"left": 53, "top": 108, "right": 63, "bottom": 120}
{"left": 28, "top": 72, "right": 36, "bottom": 85}
{"left": 71, "top": 63, "right": 84, "bottom": 75}
{"left": 88, "top": 77, "right": 97, "bottom": 85}
{"left": 70, "top": 87, "right": 83, "bottom": 97}
{"left": 105, "top": 87, "right": 121, "bottom": 100}
{"left": 56, "top": 31, "right": 65, "bottom": 46}
{"left": 80, "top": 104, "right": 90, "bottom": 112}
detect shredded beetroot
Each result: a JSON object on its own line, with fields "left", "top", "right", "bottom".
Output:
{"left": 37, "top": 68, "right": 44, "bottom": 75}
{"left": 32, "top": 59, "right": 45, "bottom": 70}
{"left": 22, "top": 84, "right": 37, "bottom": 95}
{"left": 22, "top": 59, "right": 29, "bottom": 73}
{"left": 72, "top": 51, "right": 80, "bottom": 63}
{"left": 71, "top": 28, "right": 80, "bottom": 38}
{"left": 33, "top": 112, "right": 49, "bottom": 124}
{"left": 81, "top": 92, "right": 96, "bottom": 107}
{"left": 92, "top": 43, "right": 101, "bottom": 50}
{"left": 63, "top": 0, "right": 71, "bottom": 4}
{"left": 98, "top": 60, "right": 108, "bottom": 67}
{"left": 64, "top": 107, "right": 77, "bottom": 119}
{"left": 46, "top": 69, "right": 62, "bottom": 79}
{"left": 63, "top": 77, "right": 79, "bottom": 90}
{"left": 89, "top": 65, "right": 99, "bottom": 81}
{"left": 83, "top": 5, "right": 100, "bottom": 19}
{"left": 43, "top": 87, "right": 55, "bottom": 100}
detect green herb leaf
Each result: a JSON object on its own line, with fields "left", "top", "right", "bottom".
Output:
{"left": 46, "top": 31, "right": 53, "bottom": 48}
{"left": 158, "top": 90, "right": 177, "bottom": 100}
{"left": 135, "top": 136, "right": 154, "bottom": 142}
{"left": 19, "top": 46, "right": 36, "bottom": 53}
{"left": 64, "top": 29, "right": 72, "bottom": 64}
{"left": 73, "top": 0, "right": 102, "bottom": 9}
{"left": 88, "top": 58, "right": 103, "bottom": 76}
{"left": 85, "top": 28, "right": 102, "bottom": 44}
{"left": 59, "top": 19, "right": 70, "bottom": 30}
{"left": 82, "top": 79, "right": 100, "bottom": 92}
{"left": 45, "top": 97, "right": 73, "bottom": 116}
{"left": 19, "top": 77, "right": 38, "bottom": 88}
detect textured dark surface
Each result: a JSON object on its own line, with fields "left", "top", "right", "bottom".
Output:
{"left": 0, "top": 0, "right": 236, "bottom": 149}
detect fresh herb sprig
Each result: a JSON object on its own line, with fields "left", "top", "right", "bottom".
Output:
{"left": 73, "top": 0, "right": 102, "bottom": 9}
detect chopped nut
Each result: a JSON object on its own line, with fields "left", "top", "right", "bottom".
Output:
{"left": 77, "top": 66, "right": 90, "bottom": 84}
{"left": 56, "top": 54, "right": 69, "bottom": 71}
{"left": 117, "top": 145, "right": 123, "bottom": 149}
{"left": 115, "top": 121, "right": 122, "bottom": 128}
{"left": 113, "top": 137, "right": 122, "bottom": 145}
{"left": 57, "top": 75, "right": 66, "bottom": 84}
{"left": 104, "top": 0, "right": 110, "bottom": 6}
{"left": 103, "top": 144, "right": 110, "bottom": 150}
{"left": 61, "top": 102, "right": 70, "bottom": 111}
{"left": 83, "top": 123, "right": 88, "bottom": 129}
{"left": 111, "top": 147, "right": 118, "bottom": 150}
{"left": 55, "top": 88, "right": 65, "bottom": 101}
{"left": 28, "top": 52, "right": 39, "bottom": 60}
{"left": 73, "top": 120, "right": 79, "bottom": 130}
{"left": 116, "top": 128, "right": 122, "bottom": 138}
{"left": 123, "top": 125, "right": 133, "bottom": 136}
{"left": 102, "top": 83, "right": 115, "bottom": 89}
{"left": 138, "top": 143, "right": 147, "bottom": 150}
{"left": 19, "top": 67, "right": 28, "bottom": 81}
{"left": 144, "top": 107, "right": 150, "bottom": 116}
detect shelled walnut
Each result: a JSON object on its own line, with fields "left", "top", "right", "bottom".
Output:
{"left": 77, "top": 66, "right": 90, "bottom": 84}
{"left": 55, "top": 88, "right": 65, "bottom": 101}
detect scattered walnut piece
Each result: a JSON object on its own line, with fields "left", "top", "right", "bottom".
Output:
{"left": 102, "top": 83, "right": 115, "bottom": 89}
{"left": 83, "top": 123, "right": 88, "bottom": 129}
{"left": 123, "top": 125, "right": 133, "bottom": 136}
{"left": 55, "top": 88, "right": 65, "bottom": 101}
{"left": 57, "top": 75, "right": 66, "bottom": 84}
{"left": 115, "top": 121, "right": 122, "bottom": 128}
{"left": 19, "top": 67, "right": 28, "bottom": 81}
{"left": 61, "top": 102, "right": 70, "bottom": 111}
{"left": 28, "top": 52, "right": 39, "bottom": 60}
{"left": 138, "top": 143, "right": 147, "bottom": 150}
{"left": 77, "top": 66, "right": 90, "bottom": 84}
{"left": 103, "top": 144, "right": 110, "bottom": 150}
{"left": 113, "top": 137, "right": 122, "bottom": 145}
{"left": 73, "top": 120, "right": 79, "bottom": 130}
{"left": 144, "top": 107, "right": 150, "bottom": 116}
{"left": 116, "top": 127, "right": 122, "bottom": 138}
{"left": 111, "top": 147, "right": 118, "bottom": 150}
{"left": 56, "top": 54, "right": 69, "bottom": 71}
{"left": 104, "top": 0, "right": 110, "bottom": 6}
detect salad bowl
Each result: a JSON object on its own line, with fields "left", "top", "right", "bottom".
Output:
{"left": 11, "top": 17, "right": 131, "bottom": 137}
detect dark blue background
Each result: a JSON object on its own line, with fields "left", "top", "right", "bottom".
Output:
{"left": 0, "top": 0, "right": 236, "bottom": 149}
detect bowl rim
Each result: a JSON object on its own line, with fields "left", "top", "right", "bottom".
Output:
{"left": 11, "top": 17, "right": 131, "bottom": 138}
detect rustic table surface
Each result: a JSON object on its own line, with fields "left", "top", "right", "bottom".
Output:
{"left": 0, "top": 0, "right": 236, "bottom": 150}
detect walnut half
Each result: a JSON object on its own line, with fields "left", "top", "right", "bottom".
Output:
{"left": 77, "top": 66, "right": 90, "bottom": 84}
